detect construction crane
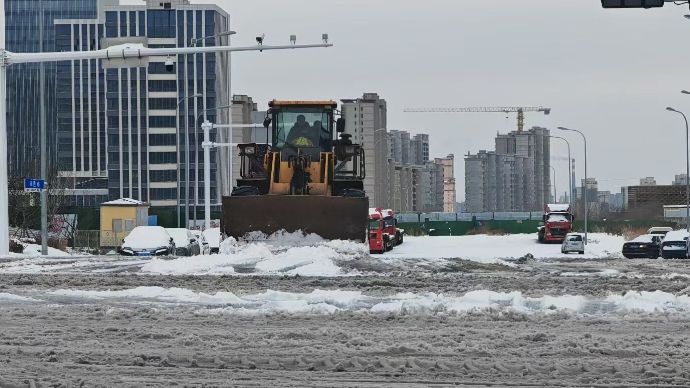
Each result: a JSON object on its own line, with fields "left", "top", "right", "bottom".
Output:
{"left": 404, "top": 107, "right": 551, "bottom": 133}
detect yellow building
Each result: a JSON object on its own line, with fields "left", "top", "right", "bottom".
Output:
{"left": 100, "top": 198, "right": 150, "bottom": 248}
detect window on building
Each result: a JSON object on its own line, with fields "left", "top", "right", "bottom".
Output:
{"left": 149, "top": 98, "right": 178, "bottom": 110}
{"left": 125, "top": 219, "right": 134, "bottom": 232}
{"left": 149, "top": 152, "right": 177, "bottom": 164}
{"left": 112, "top": 219, "right": 123, "bottom": 233}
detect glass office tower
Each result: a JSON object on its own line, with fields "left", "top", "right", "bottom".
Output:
{"left": 55, "top": 0, "right": 230, "bottom": 208}
{"left": 5, "top": 0, "right": 103, "bottom": 176}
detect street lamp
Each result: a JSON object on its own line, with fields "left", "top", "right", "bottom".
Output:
{"left": 667, "top": 106, "right": 690, "bottom": 232}
{"left": 176, "top": 93, "right": 202, "bottom": 228}
{"left": 193, "top": 104, "right": 233, "bottom": 224}
{"left": 550, "top": 166, "right": 557, "bottom": 203}
{"left": 181, "top": 31, "right": 235, "bottom": 229}
{"left": 558, "top": 126, "right": 588, "bottom": 244}
{"left": 549, "top": 136, "right": 572, "bottom": 211}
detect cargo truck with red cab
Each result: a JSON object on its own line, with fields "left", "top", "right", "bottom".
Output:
{"left": 368, "top": 208, "right": 404, "bottom": 254}
{"left": 369, "top": 208, "right": 392, "bottom": 254}
{"left": 538, "top": 204, "right": 574, "bottom": 244}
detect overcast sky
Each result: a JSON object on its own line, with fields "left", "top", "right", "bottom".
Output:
{"left": 126, "top": 0, "right": 690, "bottom": 201}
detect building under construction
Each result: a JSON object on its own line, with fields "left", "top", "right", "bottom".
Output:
{"left": 624, "top": 185, "right": 687, "bottom": 218}
{"left": 465, "top": 127, "right": 550, "bottom": 212}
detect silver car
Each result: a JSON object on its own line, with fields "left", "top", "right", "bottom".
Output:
{"left": 561, "top": 233, "right": 585, "bottom": 254}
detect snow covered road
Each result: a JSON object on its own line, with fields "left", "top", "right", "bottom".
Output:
{"left": 3, "top": 232, "right": 690, "bottom": 387}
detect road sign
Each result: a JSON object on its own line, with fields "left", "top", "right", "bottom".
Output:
{"left": 24, "top": 179, "right": 46, "bottom": 193}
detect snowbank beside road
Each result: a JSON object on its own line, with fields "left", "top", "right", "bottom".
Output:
{"left": 141, "top": 231, "right": 368, "bottom": 276}
{"left": 11, "top": 243, "right": 71, "bottom": 258}
{"left": 382, "top": 233, "right": 624, "bottom": 261}
{"left": 36, "top": 286, "right": 690, "bottom": 317}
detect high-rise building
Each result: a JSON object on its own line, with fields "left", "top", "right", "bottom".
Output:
{"left": 581, "top": 178, "right": 598, "bottom": 203}
{"left": 5, "top": 0, "right": 116, "bottom": 179}
{"left": 640, "top": 177, "right": 656, "bottom": 186}
{"left": 412, "top": 134, "right": 429, "bottom": 165}
{"left": 464, "top": 152, "right": 486, "bottom": 213}
{"left": 674, "top": 174, "right": 688, "bottom": 186}
{"left": 55, "top": 0, "right": 231, "bottom": 209}
{"left": 435, "top": 154, "right": 456, "bottom": 213}
{"left": 464, "top": 126, "right": 549, "bottom": 212}
{"left": 341, "top": 93, "right": 388, "bottom": 208}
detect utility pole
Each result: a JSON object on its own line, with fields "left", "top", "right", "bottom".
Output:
{"left": 39, "top": 0, "right": 48, "bottom": 255}
{"left": 0, "top": 0, "right": 8, "bottom": 255}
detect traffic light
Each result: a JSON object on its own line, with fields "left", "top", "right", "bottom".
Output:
{"left": 601, "top": 0, "right": 665, "bottom": 8}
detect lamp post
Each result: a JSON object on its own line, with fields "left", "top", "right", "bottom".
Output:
{"left": 186, "top": 31, "right": 236, "bottom": 228}
{"left": 558, "top": 127, "right": 588, "bottom": 244}
{"left": 0, "top": 24, "right": 333, "bottom": 254}
{"left": 193, "top": 104, "right": 233, "bottom": 224}
{"left": 176, "top": 94, "right": 202, "bottom": 227}
{"left": 549, "top": 135, "right": 572, "bottom": 211}
{"left": 550, "top": 166, "right": 557, "bottom": 203}
{"left": 667, "top": 105, "right": 690, "bottom": 232}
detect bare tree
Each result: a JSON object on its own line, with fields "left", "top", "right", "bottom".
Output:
{"left": 8, "top": 157, "right": 69, "bottom": 242}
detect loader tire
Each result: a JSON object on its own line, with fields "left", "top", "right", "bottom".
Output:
{"left": 232, "top": 186, "right": 261, "bottom": 197}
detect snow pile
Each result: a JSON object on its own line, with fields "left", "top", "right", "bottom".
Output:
{"left": 141, "top": 231, "right": 368, "bottom": 276}
{"left": 40, "top": 286, "right": 690, "bottom": 316}
{"left": 0, "top": 293, "right": 40, "bottom": 302}
{"left": 606, "top": 291, "right": 690, "bottom": 313}
{"left": 11, "top": 243, "right": 71, "bottom": 258}
{"left": 49, "top": 286, "right": 246, "bottom": 305}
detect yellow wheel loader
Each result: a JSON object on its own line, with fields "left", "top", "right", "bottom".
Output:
{"left": 221, "top": 101, "right": 369, "bottom": 241}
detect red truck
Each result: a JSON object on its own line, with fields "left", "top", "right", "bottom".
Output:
{"left": 538, "top": 204, "right": 574, "bottom": 244}
{"left": 368, "top": 208, "right": 404, "bottom": 254}
{"left": 381, "top": 209, "right": 404, "bottom": 247}
{"left": 369, "top": 208, "right": 392, "bottom": 254}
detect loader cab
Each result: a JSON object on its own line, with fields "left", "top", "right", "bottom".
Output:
{"left": 268, "top": 101, "right": 337, "bottom": 160}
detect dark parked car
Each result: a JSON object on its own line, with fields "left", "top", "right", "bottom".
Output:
{"left": 661, "top": 231, "right": 690, "bottom": 259}
{"left": 166, "top": 228, "right": 201, "bottom": 257}
{"left": 623, "top": 234, "right": 663, "bottom": 259}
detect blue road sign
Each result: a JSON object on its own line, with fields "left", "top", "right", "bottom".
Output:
{"left": 24, "top": 179, "right": 46, "bottom": 193}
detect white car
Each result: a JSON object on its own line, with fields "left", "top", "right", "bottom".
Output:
{"left": 203, "top": 228, "right": 221, "bottom": 254}
{"left": 118, "top": 226, "right": 175, "bottom": 257}
{"left": 191, "top": 230, "right": 211, "bottom": 255}
{"left": 647, "top": 227, "right": 673, "bottom": 236}
{"left": 561, "top": 233, "right": 585, "bottom": 254}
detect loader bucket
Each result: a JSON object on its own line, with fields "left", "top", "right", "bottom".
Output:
{"left": 222, "top": 195, "right": 369, "bottom": 242}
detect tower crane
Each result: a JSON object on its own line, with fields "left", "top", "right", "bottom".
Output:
{"left": 404, "top": 107, "right": 551, "bottom": 132}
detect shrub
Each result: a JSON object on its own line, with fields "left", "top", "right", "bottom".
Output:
{"left": 9, "top": 239, "right": 24, "bottom": 254}
{"left": 466, "top": 227, "right": 507, "bottom": 236}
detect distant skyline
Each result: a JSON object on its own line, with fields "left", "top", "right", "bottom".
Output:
{"left": 121, "top": 0, "right": 690, "bottom": 200}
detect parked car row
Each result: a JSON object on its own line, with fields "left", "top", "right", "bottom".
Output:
{"left": 623, "top": 227, "right": 690, "bottom": 259}
{"left": 118, "top": 226, "right": 222, "bottom": 257}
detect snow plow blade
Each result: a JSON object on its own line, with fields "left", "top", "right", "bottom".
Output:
{"left": 222, "top": 196, "right": 369, "bottom": 242}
